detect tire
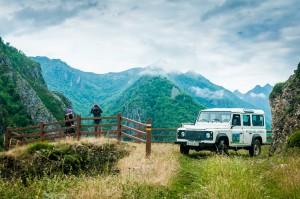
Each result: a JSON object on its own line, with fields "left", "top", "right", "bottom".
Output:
{"left": 217, "top": 139, "right": 228, "bottom": 155}
{"left": 249, "top": 139, "right": 261, "bottom": 157}
{"left": 180, "top": 145, "right": 189, "bottom": 155}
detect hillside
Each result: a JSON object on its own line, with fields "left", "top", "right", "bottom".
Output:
{"left": 0, "top": 38, "right": 71, "bottom": 150}
{"left": 269, "top": 63, "right": 300, "bottom": 155}
{"left": 32, "top": 57, "right": 270, "bottom": 119}
{"left": 107, "top": 76, "right": 205, "bottom": 128}
{"left": 31, "top": 56, "right": 144, "bottom": 116}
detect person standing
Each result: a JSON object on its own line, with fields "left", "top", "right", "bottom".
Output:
{"left": 90, "top": 104, "right": 103, "bottom": 133}
{"left": 64, "top": 108, "right": 74, "bottom": 135}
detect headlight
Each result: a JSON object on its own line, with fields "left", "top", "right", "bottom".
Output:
{"left": 181, "top": 131, "right": 185, "bottom": 137}
{"left": 206, "top": 132, "right": 211, "bottom": 139}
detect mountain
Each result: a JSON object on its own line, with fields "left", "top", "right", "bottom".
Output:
{"left": 233, "top": 84, "right": 273, "bottom": 130}
{"left": 31, "top": 56, "right": 144, "bottom": 116}
{"left": 33, "top": 57, "right": 260, "bottom": 112}
{"left": 0, "top": 38, "right": 71, "bottom": 149}
{"left": 32, "top": 56, "right": 272, "bottom": 129}
{"left": 269, "top": 63, "right": 300, "bottom": 155}
{"left": 167, "top": 71, "right": 255, "bottom": 108}
{"left": 107, "top": 76, "right": 205, "bottom": 130}
{"left": 233, "top": 90, "right": 244, "bottom": 99}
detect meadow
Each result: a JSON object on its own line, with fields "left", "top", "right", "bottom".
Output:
{"left": 0, "top": 138, "right": 299, "bottom": 199}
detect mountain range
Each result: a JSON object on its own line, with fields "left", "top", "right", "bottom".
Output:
{"left": 31, "top": 56, "right": 272, "bottom": 129}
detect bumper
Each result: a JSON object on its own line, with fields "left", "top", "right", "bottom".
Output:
{"left": 175, "top": 141, "right": 216, "bottom": 151}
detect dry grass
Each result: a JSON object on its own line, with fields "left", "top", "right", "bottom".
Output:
{"left": 66, "top": 141, "right": 179, "bottom": 199}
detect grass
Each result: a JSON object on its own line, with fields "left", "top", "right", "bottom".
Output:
{"left": 0, "top": 139, "right": 300, "bottom": 199}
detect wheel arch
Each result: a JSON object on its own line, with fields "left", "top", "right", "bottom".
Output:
{"left": 251, "top": 134, "right": 262, "bottom": 145}
{"left": 216, "top": 133, "right": 229, "bottom": 145}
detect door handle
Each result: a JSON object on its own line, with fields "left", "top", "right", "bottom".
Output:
{"left": 239, "top": 133, "right": 243, "bottom": 134}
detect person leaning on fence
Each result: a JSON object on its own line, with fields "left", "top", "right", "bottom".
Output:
{"left": 64, "top": 108, "right": 75, "bottom": 134}
{"left": 90, "top": 104, "right": 103, "bottom": 133}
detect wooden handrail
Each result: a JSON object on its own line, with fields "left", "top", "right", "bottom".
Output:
{"left": 9, "top": 125, "right": 40, "bottom": 132}
{"left": 121, "top": 131, "right": 145, "bottom": 143}
{"left": 121, "top": 125, "right": 146, "bottom": 136}
{"left": 121, "top": 117, "right": 147, "bottom": 127}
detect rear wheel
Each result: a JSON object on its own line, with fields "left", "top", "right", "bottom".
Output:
{"left": 180, "top": 145, "right": 189, "bottom": 155}
{"left": 217, "top": 139, "right": 228, "bottom": 155}
{"left": 249, "top": 139, "right": 261, "bottom": 157}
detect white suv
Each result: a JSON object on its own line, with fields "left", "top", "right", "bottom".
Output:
{"left": 175, "top": 108, "right": 267, "bottom": 156}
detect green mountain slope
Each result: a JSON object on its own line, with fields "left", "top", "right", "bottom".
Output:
{"left": 32, "top": 57, "right": 272, "bottom": 129}
{"left": 107, "top": 76, "right": 205, "bottom": 128}
{"left": 0, "top": 38, "right": 71, "bottom": 150}
{"left": 31, "top": 56, "right": 143, "bottom": 116}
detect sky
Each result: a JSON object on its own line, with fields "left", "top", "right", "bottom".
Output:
{"left": 0, "top": 0, "right": 300, "bottom": 93}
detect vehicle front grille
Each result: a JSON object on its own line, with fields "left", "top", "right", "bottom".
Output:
{"left": 178, "top": 130, "right": 213, "bottom": 141}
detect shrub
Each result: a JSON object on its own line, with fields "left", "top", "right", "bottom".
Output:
{"left": 296, "top": 62, "right": 300, "bottom": 78}
{"left": 287, "top": 130, "right": 300, "bottom": 148}
{"left": 286, "top": 105, "right": 294, "bottom": 113}
{"left": 27, "top": 142, "right": 53, "bottom": 153}
{"left": 0, "top": 140, "right": 130, "bottom": 181}
{"left": 269, "top": 82, "right": 285, "bottom": 99}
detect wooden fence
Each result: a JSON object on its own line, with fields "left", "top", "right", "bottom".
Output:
{"left": 5, "top": 113, "right": 161, "bottom": 157}
{"left": 4, "top": 114, "right": 272, "bottom": 156}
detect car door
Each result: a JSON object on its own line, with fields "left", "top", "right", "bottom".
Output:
{"left": 242, "top": 114, "right": 253, "bottom": 144}
{"left": 230, "top": 114, "right": 244, "bottom": 145}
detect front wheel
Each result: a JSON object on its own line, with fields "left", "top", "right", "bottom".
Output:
{"left": 249, "top": 139, "right": 261, "bottom": 157}
{"left": 217, "top": 139, "right": 228, "bottom": 155}
{"left": 180, "top": 145, "right": 189, "bottom": 155}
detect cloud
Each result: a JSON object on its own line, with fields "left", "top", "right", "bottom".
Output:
{"left": 201, "top": 0, "right": 262, "bottom": 21}
{"left": 0, "top": 0, "right": 299, "bottom": 93}
{"left": 190, "top": 86, "right": 224, "bottom": 99}
{"left": 250, "top": 92, "right": 266, "bottom": 99}
{"left": 0, "top": 0, "right": 101, "bottom": 35}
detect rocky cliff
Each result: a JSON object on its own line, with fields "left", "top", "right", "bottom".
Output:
{"left": 269, "top": 63, "right": 300, "bottom": 155}
{"left": 0, "top": 38, "right": 71, "bottom": 141}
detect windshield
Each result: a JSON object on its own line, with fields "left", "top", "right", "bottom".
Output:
{"left": 197, "top": 111, "right": 231, "bottom": 123}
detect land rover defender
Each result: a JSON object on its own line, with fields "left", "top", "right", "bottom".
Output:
{"left": 175, "top": 108, "right": 267, "bottom": 156}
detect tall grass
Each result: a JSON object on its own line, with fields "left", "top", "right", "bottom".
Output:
{"left": 169, "top": 146, "right": 300, "bottom": 199}
{"left": 1, "top": 139, "right": 300, "bottom": 199}
{"left": 66, "top": 143, "right": 179, "bottom": 199}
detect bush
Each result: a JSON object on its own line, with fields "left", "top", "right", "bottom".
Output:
{"left": 27, "top": 142, "right": 53, "bottom": 153}
{"left": 269, "top": 82, "right": 286, "bottom": 99}
{"left": 0, "top": 140, "right": 130, "bottom": 181}
{"left": 287, "top": 130, "right": 300, "bottom": 148}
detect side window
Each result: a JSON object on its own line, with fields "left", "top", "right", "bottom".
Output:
{"left": 243, "top": 115, "right": 251, "bottom": 126}
{"left": 252, "top": 115, "right": 264, "bottom": 126}
{"left": 232, "top": 114, "right": 241, "bottom": 126}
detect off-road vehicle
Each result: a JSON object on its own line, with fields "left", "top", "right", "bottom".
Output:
{"left": 175, "top": 108, "right": 267, "bottom": 156}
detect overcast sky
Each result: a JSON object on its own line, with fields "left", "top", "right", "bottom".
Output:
{"left": 1, "top": 0, "right": 300, "bottom": 93}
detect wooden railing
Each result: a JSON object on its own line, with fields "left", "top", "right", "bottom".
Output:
{"left": 4, "top": 116, "right": 273, "bottom": 155}
{"left": 5, "top": 113, "right": 155, "bottom": 157}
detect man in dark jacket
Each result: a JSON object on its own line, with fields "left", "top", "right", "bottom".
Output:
{"left": 65, "top": 108, "right": 75, "bottom": 134}
{"left": 90, "top": 104, "right": 103, "bottom": 133}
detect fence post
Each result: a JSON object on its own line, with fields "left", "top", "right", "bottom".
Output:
{"left": 76, "top": 114, "right": 81, "bottom": 141}
{"left": 4, "top": 127, "right": 10, "bottom": 151}
{"left": 146, "top": 118, "right": 152, "bottom": 158}
{"left": 117, "top": 112, "right": 122, "bottom": 141}
{"left": 40, "top": 122, "right": 45, "bottom": 141}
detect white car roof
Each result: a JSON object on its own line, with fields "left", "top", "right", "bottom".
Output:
{"left": 201, "top": 108, "right": 265, "bottom": 115}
